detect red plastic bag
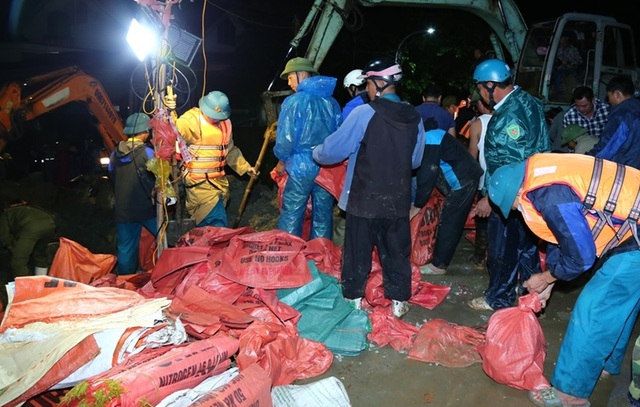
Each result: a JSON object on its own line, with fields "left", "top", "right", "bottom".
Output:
{"left": 479, "top": 293, "right": 550, "bottom": 391}
{"left": 367, "top": 307, "right": 419, "bottom": 351}
{"left": 149, "top": 112, "right": 179, "bottom": 160}
{"left": 407, "top": 319, "right": 485, "bottom": 367}
{"left": 219, "top": 230, "right": 311, "bottom": 289}
{"left": 138, "top": 227, "right": 156, "bottom": 272}
{"left": 303, "top": 237, "right": 342, "bottom": 279}
{"left": 410, "top": 191, "right": 445, "bottom": 266}
{"left": 49, "top": 237, "right": 116, "bottom": 284}
{"left": 176, "top": 226, "right": 255, "bottom": 247}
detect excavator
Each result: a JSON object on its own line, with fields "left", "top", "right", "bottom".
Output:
{"left": 282, "top": 0, "right": 639, "bottom": 107}
{"left": 0, "top": 65, "right": 126, "bottom": 155}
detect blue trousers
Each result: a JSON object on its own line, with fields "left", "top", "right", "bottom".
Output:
{"left": 552, "top": 250, "right": 640, "bottom": 398}
{"left": 278, "top": 174, "right": 334, "bottom": 239}
{"left": 197, "top": 198, "right": 228, "bottom": 227}
{"left": 484, "top": 210, "right": 540, "bottom": 309}
{"left": 115, "top": 218, "right": 157, "bottom": 275}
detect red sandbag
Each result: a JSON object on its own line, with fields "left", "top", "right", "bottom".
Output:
{"left": 410, "top": 191, "right": 445, "bottom": 266}
{"left": 303, "top": 237, "right": 342, "bottom": 279}
{"left": 479, "top": 293, "right": 550, "bottom": 391}
{"left": 176, "top": 226, "right": 255, "bottom": 247}
{"left": 235, "top": 288, "right": 301, "bottom": 325}
{"left": 367, "top": 307, "right": 419, "bottom": 352}
{"left": 63, "top": 335, "right": 238, "bottom": 406}
{"left": 407, "top": 319, "right": 485, "bottom": 367}
{"left": 219, "top": 230, "right": 311, "bottom": 289}
{"left": 191, "top": 363, "right": 273, "bottom": 407}
{"left": 150, "top": 246, "right": 210, "bottom": 295}
{"left": 236, "top": 320, "right": 333, "bottom": 386}
{"left": 49, "top": 237, "right": 116, "bottom": 284}
{"left": 315, "top": 161, "right": 347, "bottom": 200}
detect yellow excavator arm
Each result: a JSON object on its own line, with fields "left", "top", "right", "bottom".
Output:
{"left": 0, "top": 65, "right": 126, "bottom": 154}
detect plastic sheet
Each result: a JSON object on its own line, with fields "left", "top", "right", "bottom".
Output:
{"left": 408, "top": 319, "right": 485, "bottom": 367}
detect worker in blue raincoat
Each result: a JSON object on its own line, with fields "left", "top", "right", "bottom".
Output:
{"left": 273, "top": 57, "right": 343, "bottom": 239}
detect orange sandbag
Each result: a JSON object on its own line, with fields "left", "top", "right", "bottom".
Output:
{"left": 407, "top": 319, "right": 485, "bottom": 368}
{"left": 62, "top": 335, "right": 239, "bottom": 407}
{"left": 49, "top": 237, "right": 116, "bottom": 284}
{"left": 479, "top": 293, "right": 550, "bottom": 391}
{"left": 0, "top": 276, "right": 153, "bottom": 332}
{"left": 219, "top": 230, "right": 312, "bottom": 289}
{"left": 314, "top": 161, "right": 347, "bottom": 200}
{"left": 191, "top": 363, "right": 273, "bottom": 407}
{"left": 410, "top": 191, "right": 445, "bottom": 266}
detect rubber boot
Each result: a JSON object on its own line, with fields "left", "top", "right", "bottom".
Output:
{"left": 34, "top": 267, "right": 48, "bottom": 276}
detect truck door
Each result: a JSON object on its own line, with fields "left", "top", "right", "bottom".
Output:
{"left": 516, "top": 13, "right": 638, "bottom": 107}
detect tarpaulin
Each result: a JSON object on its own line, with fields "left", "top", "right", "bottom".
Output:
{"left": 479, "top": 293, "right": 549, "bottom": 391}
{"left": 62, "top": 334, "right": 239, "bottom": 406}
{"left": 220, "top": 230, "right": 311, "bottom": 289}
{"left": 49, "top": 237, "right": 116, "bottom": 284}
{"left": 407, "top": 319, "right": 485, "bottom": 368}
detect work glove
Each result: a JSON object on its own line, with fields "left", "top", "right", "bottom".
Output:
{"left": 246, "top": 167, "right": 259, "bottom": 178}
{"left": 164, "top": 94, "right": 177, "bottom": 110}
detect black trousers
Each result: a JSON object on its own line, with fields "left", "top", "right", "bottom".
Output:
{"left": 341, "top": 213, "right": 412, "bottom": 301}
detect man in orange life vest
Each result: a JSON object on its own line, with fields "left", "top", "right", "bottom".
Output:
{"left": 166, "top": 91, "right": 257, "bottom": 227}
{"left": 488, "top": 153, "right": 640, "bottom": 407}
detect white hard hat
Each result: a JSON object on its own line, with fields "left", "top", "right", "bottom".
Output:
{"left": 343, "top": 69, "right": 365, "bottom": 88}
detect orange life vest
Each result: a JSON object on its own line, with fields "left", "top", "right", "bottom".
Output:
{"left": 185, "top": 115, "right": 231, "bottom": 180}
{"left": 519, "top": 153, "right": 640, "bottom": 256}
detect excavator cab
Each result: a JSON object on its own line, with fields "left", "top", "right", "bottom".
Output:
{"left": 516, "top": 13, "right": 639, "bottom": 107}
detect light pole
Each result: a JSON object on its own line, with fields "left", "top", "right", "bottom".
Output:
{"left": 394, "top": 28, "right": 436, "bottom": 63}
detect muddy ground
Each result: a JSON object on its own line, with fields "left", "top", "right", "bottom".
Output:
{"left": 0, "top": 126, "right": 638, "bottom": 406}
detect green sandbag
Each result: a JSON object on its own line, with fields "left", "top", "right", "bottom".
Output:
{"left": 325, "top": 309, "right": 371, "bottom": 356}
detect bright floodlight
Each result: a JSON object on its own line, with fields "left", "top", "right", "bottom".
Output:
{"left": 126, "top": 18, "right": 158, "bottom": 61}
{"left": 426, "top": 27, "right": 436, "bottom": 34}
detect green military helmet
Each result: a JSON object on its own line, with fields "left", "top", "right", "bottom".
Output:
{"left": 199, "top": 91, "right": 231, "bottom": 121}
{"left": 280, "top": 57, "right": 318, "bottom": 79}
{"left": 123, "top": 113, "right": 151, "bottom": 136}
{"left": 561, "top": 124, "right": 589, "bottom": 145}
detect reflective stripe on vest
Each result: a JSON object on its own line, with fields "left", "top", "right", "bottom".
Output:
{"left": 185, "top": 116, "right": 231, "bottom": 180}
{"left": 519, "top": 153, "right": 640, "bottom": 257}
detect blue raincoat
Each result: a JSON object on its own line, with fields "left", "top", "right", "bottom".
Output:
{"left": 274, "top": 76, "right": 343, "bottom": 239}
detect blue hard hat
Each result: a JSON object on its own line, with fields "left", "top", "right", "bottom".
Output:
{"left": 488, "top": 161, "right": 526, "bottom": 218}
{"left": 199, "top": 91, "right": 231, "bottom": 120}
{"left": 473, "top": 58, "right": 512, "bottom": 83}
